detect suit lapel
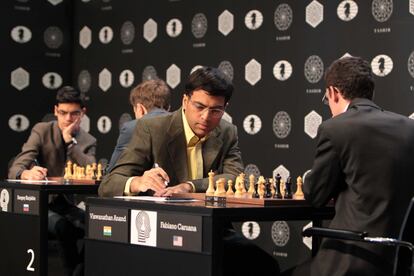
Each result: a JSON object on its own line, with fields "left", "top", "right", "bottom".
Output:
{"left": 167, "top": 109, "right": 189, "bottom": 182}
{"left": 202, "top": 127, "right": 222, "bottom": 175}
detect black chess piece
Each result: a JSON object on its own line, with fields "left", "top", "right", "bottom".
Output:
{"left": 284, "top": 176, "right": 293, "bottom": 199}
{"left": 264, "top": 179, "right": 272, "bottom": 198}
{"left": 273, "top": 174, "right": 282, "bottom": 199}
{"left": 253, "top": 183, "right": 259, "bottom": 198}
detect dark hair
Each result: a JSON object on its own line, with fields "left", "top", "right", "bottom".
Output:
{"left": 184, "top": 67, "right": 233, "bottom": 103}
{"left": 56, "top": 86, "right": 86, "bottom": 108}
{"left": 130, "top": 79, "right": 171, "bottom": 111}
{"left": 325, "top": 56, "right": 375, "bottom": 100}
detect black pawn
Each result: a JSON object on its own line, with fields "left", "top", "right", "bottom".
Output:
{"left": 273, "top": 174, "right": 282, "bottom": 199}
{"left": 284, "top": 176, "right": 293, "bottom": 199}
{"left": 264, "top": 179, "right": 272, "bottom": 198}
{"left": 253, "top": 183, "right": 259, "bottom": 198}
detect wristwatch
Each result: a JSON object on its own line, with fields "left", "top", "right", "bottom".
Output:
{"left": 67, "top": 137, "right": 78, "bottom": 146}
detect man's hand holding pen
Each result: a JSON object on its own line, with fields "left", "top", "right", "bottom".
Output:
{"left": 20, "top": 159, "right": 48, "bottom": 180}
{"left": 129, "top": 164, "right": 170, "bottom": 195}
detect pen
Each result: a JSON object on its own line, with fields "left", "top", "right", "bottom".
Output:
{"left": 154, "top": 163, "right": 169, "bottom": 186}
{"left": 33, "top": 158, "right": 48, "bottom": 181}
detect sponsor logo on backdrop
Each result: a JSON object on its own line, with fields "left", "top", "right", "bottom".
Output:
{"left": 11, "top": 26, "right": 32, "bottom": 43}
{"left": 303, "top": 222, "right": 313, "bottom": 250}
{"left": 304, "top": 111, "right": 322, "bottom": 139}
{"left": 337, "top": 0, "right": 358, "bottom": 21}
{"left": 44, "top": 26, "right": 63, "bottom": 49}
{"left": 11, "top": 67, "right": 30, "bottom": 91}
{"left": 78, "top": 70, "right": 91, "bottom": 93}
{"left": 372, "top": 0, "right": 393, "bottom": 22}
{"left": 166, "top": 18, "right": 183, "bottom": 38}
{"left": 306, "top": 0, "right": 324, "bottom": 28}
{"left": 42, "top": 72, "right": 62, "bottom": 89}
{"left": 80, "top": 114, "right": 91, "bottom": 133}
{"left": 144, "top": 19, "right": 157, "bottom": 43}
{"left": 79, "top": 26, "right": 92, "bottom": 49}
{"left": 274, "top": 4, "right": 293, "bottom": 31}
{"left": 245, "top": 10, "right": 263, "bottom": 30}
{"left": 0, "top": 189, "right": 10, "bottom": 212}
{"left": 142, "top": 66, "right": 158, "bottom": 81}
{"left": 218, "top": 10, "right": 234, "bottom": 36}
{"left": 273, "top": 111, "right": 291, "bottom": 139}
{"left": 9, "top": 114, "right": 30, "bottom": 132}
{"left": 371, "top": 54, "right": 393, "bottom": 77}
{"left": 48, "top": 0, "right": 63, "bottom": 5}
{"left": 192, "top": 13, "right": 208, "bottom": 39}
{"left": 408, "top": 51, "right": 414, "bottom": 79}
{"left": 241, "top": 221, "right": 261, "bottom": 240}
{"left": 120, "top": 21, "right": 135, "bottom": 45}
{"left": 243, "top": 115, "right": 262, "bottom": 135}
{"left": 166, "top": 64, "right": 181, "bottom": 89}
{"left": 244, "top": 164, "right": 261, "bottom": 180}
{"left": 410, "top": 0, "right": 414, "bottom": 16}
{"left": 218, "top": 61, "right": 234, "bottom": 81}
{"left": 99, "top": 68, "right": 112, "bottom": 92}
{"left": 221, "top": 112, "right": 233, "bottom": 123}
{"left": 99, "top": 26, "right": 113, "bottom": 44}
{"left": 245, "top": 59, "right": 261, "bottom": 86}
{"left": 119, "top": 69, "right": 134, "bottom": 88}
{"left": 131, "top": 210, "right": 157, "bottom": 246}
{"left": 273, "top": 60, "right": 292, "bottom": 81}
{"left": 191, "top": 65, "right": 203, "bottom": 74}
{"left": 304, "top": 55, "right": 324, "bottom": 84}
{"left": 97, "top": 116, "right": 112, "bottom": 134}
{"left": 271, "top": 221, "right": 290, "bottom": 247}
{"left": 119, "top": 113, "right": 132, "bottom": 130}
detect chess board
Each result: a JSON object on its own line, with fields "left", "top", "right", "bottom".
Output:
{"left": 48, "top": 177, "right": 100, "bottom": 185}
{"left": 172, "top": 193, "right": 307, "bottom": 206}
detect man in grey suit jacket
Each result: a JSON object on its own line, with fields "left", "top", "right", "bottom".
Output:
{"left": 9, "top": 86, "right": 96, "bottom": 276}
{"left": 292, "top": 57, "right": 414, "bottom": 276}
{"left": 106, "top": 79, "right": 171, "bottom": 173}
{"left": 99, "top": 67, "right": 244, "bottom": 197}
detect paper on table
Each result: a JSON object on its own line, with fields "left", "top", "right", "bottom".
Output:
{"left": 6, "top": 179, "right": 58, "bottom": 184}
{"left": 114, "top": 196, "right": 198, "bottom": 202}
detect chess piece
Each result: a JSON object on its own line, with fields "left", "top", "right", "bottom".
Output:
{"left": 206, "top": 170, "right": 215, "bottom": 196}
{"left": 273, "top": 174, "right": 282, "bottom": 199}
{"left": 269, "top": 178, "right": 275, "bottom": 197}
{"left": 64, "top": 160, "right": 73, "bottom": 179}
{"left": 257, "top": 176, "right": 265, "bottom": 199}
{"left": 96, "top": 163, "right": 103, "bottom": 181}
{"left": 294, "top": 176, "right": 305, "bottom": 200}
{"left": 239, "top": 173, "right": 247, "bottom": 193}
{"left": 252, "top": 183, "right": 259, "bottom": 198}
{"left": 264, "top": 179, "right": 272, "bottom": 198}
{"left": 226, "top": 179, "right": 234, "bottom": 196}
{"left": 234, "top": 176, "right": 244, "bottom": 198}
{"left": 280, "top": 180, "right": 286, "bottom": 198}
{"left": 284, "top": 176, "right": 293, "bottom": 199}
{"left": 247, "top": 174, "right": 255, "bottom": 198}
{"left": 214, "top": 178, "right": 226, "bottom": 197}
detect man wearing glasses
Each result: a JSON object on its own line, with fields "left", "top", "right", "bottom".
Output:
{"left": 99, "top": 66, "right": 243, "bottom": 197}
{"left": 9, "top": 85, "right": 96, "bottom": 276}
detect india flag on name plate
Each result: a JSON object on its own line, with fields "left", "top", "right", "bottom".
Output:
{"left": 103, "top": 226, "right": 112, "bottom": 237}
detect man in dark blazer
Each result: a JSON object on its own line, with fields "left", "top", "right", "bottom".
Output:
{"left": 99, "top": 67, "right": 243, "bottom": 197}
{"left": 9, "top": 86, "right": 96, "bottom": 276}
{"left": 296, "top": 57, "right": 414, "bottom": 276}
{"left": 106, "top": 79, "right": 171, "bottom": 172}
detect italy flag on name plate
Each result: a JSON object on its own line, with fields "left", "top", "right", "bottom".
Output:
{"left": 103, "top": 226, "right": 112, "bottom": 237}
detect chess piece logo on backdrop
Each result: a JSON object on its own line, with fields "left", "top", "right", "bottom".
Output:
{"left": 120, "top": 21, "right": 135, "bottom": 45}
{"left": 142, "top": 66, "right": 158, "bottom": 81}
{"left": 166, "top": 18, "right": 183, "bottom": 38}
{"left": 241, "top": 221, "right": 260, "bottom": 240}
{"left": 0, "top": 189, "right": 10, "bottom": 212}
{"left": 244, "top": 164, "right": 261, "bottom": 180}
{"left": 274, "top": 3, "right": 293, "bottom": 31}
{"left": 245, "top": 10, "right": 263, "bottom": 30}
{"left": 78, "top": 70, "right": 92, "bottom": 93}
{"left": 192, "top": 13, "right": 208, "bottom": 39}
{"left": 11, "top": 26, "right": 32, "bottom": 43}
{"left": 9, "top": 114, "right": 30, "bottom": 132}
{"left": 119, "top": 69, "right": 135, "bottom": 88}
{"left": 218, "top": 61, "right": 234, "bottom": 81}
{"left": 243, "top": 115, "right": 262, "bottom": 135}
{"left": 273, "top": 60, "right": 292, "bottom": 81}
{"left": 42, "top": 72, "right": 62, "bottom": 89}
{"left": 273, "top": 111, "right": 291, "bottom": 139}
{"left": 306, "top": 0, "right": 324, "bottom": 28}
{"left": 337, "top": 0, "right": 358, "bottom": 21}
{"left": 97, "top": 116, "right": 112, "bottom": 134}
{"left": 304, "top": 55, "right": 324, "bottom": 84}
{"left": 372, "top": 0, "right": 393, "bottom": 23}
{"left": 131, "top": 210, "right": 157, "bottom": 247}
{"left": 408, "top": 51, "right": 414, "bottom": 79}
{"left": 99, "top": 26, "right": 114, "bottom": 44}
{"left": 371, "top": 54, "right": 393, "bottom": 77}
{"left": 271, "top": 221, "right": 290, "bottom": 247}
{"left": 44, "top": 26, "right": 63, "bottom": 49}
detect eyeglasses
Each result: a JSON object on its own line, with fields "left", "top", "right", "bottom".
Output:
{"left": 188, "top": 98, "right": 225, "bottom": 118}
{"left": 56, "top": 109, "right": 82, "bottom": 117}
{"left": 322, "top": 93, "right": 329, "bottom": 105}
